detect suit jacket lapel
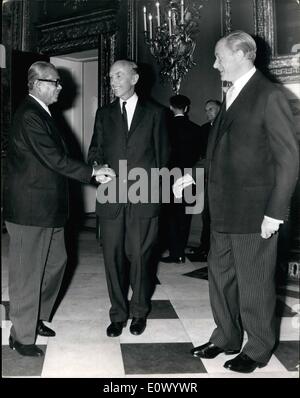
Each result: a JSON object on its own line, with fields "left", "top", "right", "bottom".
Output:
{"left": 108, "top": 98, "right": 147, "bottom": 140}
{"left": 212, "top": 71, "right": 261, "bottom": 151}
{"left": 127, "top": 99, "right": 145, "bottom": 138}
{"left": 109, "top": 99, "right": 123, "bottom": 127}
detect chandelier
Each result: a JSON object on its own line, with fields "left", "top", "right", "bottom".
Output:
{"left": 142, "top": 0, "right": 204, "bottom": 93}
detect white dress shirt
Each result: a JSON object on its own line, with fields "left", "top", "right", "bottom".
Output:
{"left": 120, "top": 93, "right": 138, "bottom": 130}
{"left": 226, "top": 66, "right": 256, "bottom": 110}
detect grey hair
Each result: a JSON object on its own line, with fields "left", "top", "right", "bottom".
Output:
{"left": 221, "top": 30, "right": 257, "bottom": 62}
{"left": 27, "top": 61, "right": 57, "bottom": 91}
{"left": 111, "top": 59, "right": 139, "bottom": 76}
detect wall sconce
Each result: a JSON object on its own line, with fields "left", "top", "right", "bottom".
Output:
{"left": 142, "top": 0, "right": 205, "bottom": 93}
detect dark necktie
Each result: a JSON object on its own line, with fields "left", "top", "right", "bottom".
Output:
{"left": 122, "top": 101, "right": 128, "bottom": 136}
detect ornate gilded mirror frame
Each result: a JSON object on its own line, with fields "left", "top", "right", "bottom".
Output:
{"left": 37, "top": 9, "right": 118, "bottom": 106}
{"left": 253, "top": 0, "right": 300, "bottom": 83}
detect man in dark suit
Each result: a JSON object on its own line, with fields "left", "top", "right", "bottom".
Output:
{"left": 3, "top": 61, "right": 110, "bottom": 357}
{"left": 189, "top": 99, "right": 221, "bottom": 262}
{"left": 199, "top": 100, "right": 221, "bottom": 160}
{"left": 174, "top": 31, "right": 299, "bottom": 373}
{"left": 88, "top": 60, "right": 169, "bottom": 337}
{"left": 161, "top": 94, "right": 202, "bottom": 263}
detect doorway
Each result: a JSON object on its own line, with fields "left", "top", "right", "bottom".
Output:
{"left": 51, "top": 50, "right": 98, "bottom": 214}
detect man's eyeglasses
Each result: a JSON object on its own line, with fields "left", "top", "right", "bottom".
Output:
{"left": 37, "top": 78, "right": 62, "bottom": 87}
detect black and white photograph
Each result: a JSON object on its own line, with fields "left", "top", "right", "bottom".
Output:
{"left": 1, "top": 0, "right": 299, "bottom": 386}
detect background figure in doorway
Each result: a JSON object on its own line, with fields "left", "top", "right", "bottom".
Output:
{"left": 3, "top": 61, "right": 109, "bottom": 358}
{"left": 189, "top": 99, "right": 221, "bottom": 262}
{"left": 88, "top": 60, "right": 169, "bottom": 338}
{"left": 161, "top": 95, "right": 202, "bottom": 264}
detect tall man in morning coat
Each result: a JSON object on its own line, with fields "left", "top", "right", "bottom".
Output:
{"left": 88, "top": 60, "right": 169, "bottom": 337}
{"left": 174, "top": 31, "right": 299, "bottom": 373}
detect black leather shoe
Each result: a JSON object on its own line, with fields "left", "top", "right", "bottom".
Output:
{"left": 9, "top": 336, "right": 44, "bottom": 357}
{"left": 106, "top": 321, "right": 126, "bottom": 337}
{"left": 191, "top": 342, "right": 240, "bottom": 359}
{"left": 188, "top": 251, "right": 208, "bottom": 262}
{"left": 224, "top": 352, "right": 266, "bottom": 373}
{"left": 160, "top": 256, "right": 185, "bottom": 264}
{"left": 129, "top": 317, "right": 147, "bottom": 335}
{"left": 37, "top": 321, "right": 56, "bottom": 337}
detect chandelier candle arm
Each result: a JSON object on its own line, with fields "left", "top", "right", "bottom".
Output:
{"left": 143, "top": 6, "right": 147, "bottom": 32}
{"left": 149, "top": 14, "right": 153, "bottom": 39}
{"left": 172, "top": 9, "right": 176, "bottom": 30}
{"left": 168, "top": 10, "right": 172, "bottom": 35}
{"left": 156, "top": 2, "right": 161, "bottom": 27}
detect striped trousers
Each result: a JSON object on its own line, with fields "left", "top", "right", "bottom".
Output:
{"left": 208, "top": 230, "right": 278, "bottom": 364}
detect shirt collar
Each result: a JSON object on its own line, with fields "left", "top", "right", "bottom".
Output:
{"left": 29, "top": 94, "right": 51, "bottom": 116}
{"left": 232, "top": 66, "right": 256, "bottom": 91}
{"left": 120, "top": 92, "right": 138, "bottom": 108}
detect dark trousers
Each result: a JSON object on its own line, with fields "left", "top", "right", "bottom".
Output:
{"left": 208, "top": 230, "right": 278, "bottom": 363}
{"left": 99, "top": 205, "right": 159, "bottom": 322}
{"left": 6, "top": 222, "right": 67, "bottom": 344}
{"left": 166, "top": 202, "right": 192, "bottom": 258}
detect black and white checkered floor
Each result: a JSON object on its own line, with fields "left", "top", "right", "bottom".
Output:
{"left": 1, "top": 229, "right": 299, "bottom": 379}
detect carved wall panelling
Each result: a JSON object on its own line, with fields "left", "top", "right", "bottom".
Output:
{"left": 220, "top": 0, "right": 233, "bottom": 97}
{"left": 127, "top": 0, "right": 138, "bottom": 61}
{"left": 222, "top": 0, "right": 232, "bottom": 35}
{"left": 20, "top": 0, "right": 32, "bottom": 51}
{"left": 5, "top": 0, "right": 23, "bottom": 51}
{"left": 40, "top": 0, "right": 119, "bottom": 22}
{"left": 98, "top": 33, "right": 117, "bottom": 106}
{"left": 37, "top": 6, "right": 120, "bottom": 107}
{"left": 1, "top": 0, "right": 25, "bottom": 153}
{"left": 37, "top": 10, "right": 118, "bottom": 55}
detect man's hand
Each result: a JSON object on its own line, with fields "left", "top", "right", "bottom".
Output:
{"left": 172, "top": 173, "right": 194, "bottom": 199}
{"left": 93, "top": 164, "right": 116, "bottom": 184}
{"left": 261, "top": 217, "right": 280, "bottom": 239}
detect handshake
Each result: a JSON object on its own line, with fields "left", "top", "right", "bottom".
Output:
{"left": 93, "top": 164, "right": 116, "bottom": 184}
